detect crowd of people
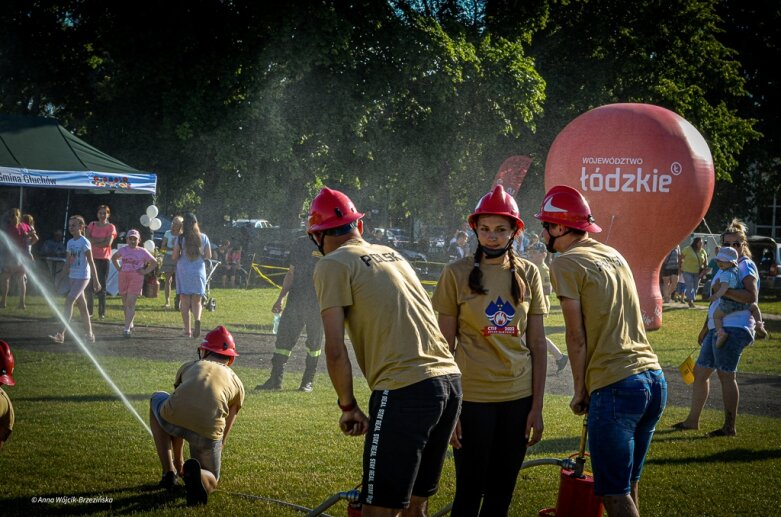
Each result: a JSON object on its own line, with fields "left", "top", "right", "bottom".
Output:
{"left": 0, "top": 183, "right": 771, "bottom": 516}
{"left": 0, "top": 205, "right": 219, "bottom": 342}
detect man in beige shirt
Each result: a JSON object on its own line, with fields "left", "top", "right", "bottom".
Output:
{"left": 149, "top": 326, "right": 244, "bottom": 506}
{"left": 307, "top": 187, "right": 461, "bottom": 517}
{"left": 536, "top": 185, "right": 666, "bottom": 517}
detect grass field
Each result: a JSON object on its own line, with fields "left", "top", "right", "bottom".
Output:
{"left": 4, "top": 285, "right": 781, "bottom": 372}
{"left": 1, "top": 284, "right": 780, "bottom": 515}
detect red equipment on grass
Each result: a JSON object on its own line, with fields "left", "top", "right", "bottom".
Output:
{"left": 538, "top": 417, "right": 604, "bottom": 517}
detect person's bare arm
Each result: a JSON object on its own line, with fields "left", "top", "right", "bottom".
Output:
{"left": 709, "top": 280, "right": 729, "bottom": 302}
{"left": 322, "top": 306, "right": 369, "bottom": 436}
{"left": 222, "top": 404, "right": 240, "bottom": 445}
{"left": 724, "top": 274, "right": 758, "bottom": 304}
{"left": 436, "top": 312, "right": 463, "bottom": 448}
{"left": 524, "top": 314, "right": 547, "bottom": 445}
{"left": 85, "top": 248, "right": 101, "bottom": 292}
{"left": 104, "top": 228, "right": 115, "bottom": 249}
{"left": 559, "top": 297, "right": 589, "bottom": 415}
{"left": 273, "top": 266, "right": 295, "bottom": 313}
{"left": 141, "top": 254, "right": 157, "bottom": 275}
{"left": 27, "top": 228, "right": 39, "bottom": 246}
{"left": 437, "top": 314, "right": 458, "bottom": 353}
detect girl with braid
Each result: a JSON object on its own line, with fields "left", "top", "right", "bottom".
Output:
{"left": 432, "top": 185, "right": 547, "bottom": 517}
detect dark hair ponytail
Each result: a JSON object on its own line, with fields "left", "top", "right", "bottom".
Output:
{"left": 507, "top": 247, "right": 527, "bottom": 306}
{"left": 468, "top": 246, "right": 527, "bottom": 306}
{"left": 468, "top": 248, "right": 487, "bottom": 295}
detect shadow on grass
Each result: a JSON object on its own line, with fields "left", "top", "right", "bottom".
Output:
{"left": 1, "top": 483, "right": 186, "bottom": 516}
{"left": 525, "top": 436, "right": 584, "bottom": 457}
{"left": 762, "top": 318, "right": 781, "bottom": 332}
{"left": 439, "top": 435, "right": 584, "bottom": 464}
{"left": 740, "top": 375, "right": 781, "bottom": 388}
{"left": 647, "top": 447, "right": 781, "bottom": 466}
{"left": 14, "top": 393, "right": 151, "bottom": 403}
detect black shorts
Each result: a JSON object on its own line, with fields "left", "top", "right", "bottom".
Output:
{"left": 661, "top": 267, "right": 678, "bottom": 277}
{"left": 361, "top": 374, "right": 462, "bottom": 509}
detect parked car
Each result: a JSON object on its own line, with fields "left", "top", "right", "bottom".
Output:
{"left": 231, "top": 218, "right": 274, "bottom": 229}
{"left": 260, "top": 228, "right": 305, "bottom": 267}
{"left": 748, "top": 235, "right": 781, "bottom": 298}
{"left": 396, "top": 247, "right": 430, "bottom": 278}
{"left": 386, "top": 227, "right": 412, "bottom": 248}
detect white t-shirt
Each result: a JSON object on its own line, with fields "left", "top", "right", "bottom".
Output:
{"left": 66, "top": 236, "right": 92, "bottom": 280}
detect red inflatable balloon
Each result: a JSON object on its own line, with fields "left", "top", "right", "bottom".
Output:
{"left": 545, "top": 103, "right": 714, "bottom": 330}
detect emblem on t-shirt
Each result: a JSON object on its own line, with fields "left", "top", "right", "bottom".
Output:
{"left": 482, "top": 296, "right": 518, "bottom": 336}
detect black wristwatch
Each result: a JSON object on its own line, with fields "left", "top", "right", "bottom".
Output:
{"left": 338, "top": 398, "right": 357, "bottom": 412}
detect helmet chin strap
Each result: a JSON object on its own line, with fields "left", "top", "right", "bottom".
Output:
{"left": 474, "top": 230, "right": 516, "bottom": 258}
{"left": 309, "top": 233, "right": 325, "bottom": 256}
{"left": 545, "top": 228, "right": 571, "bottom": 254}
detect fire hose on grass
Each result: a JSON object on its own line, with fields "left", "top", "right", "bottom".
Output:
{"left": 215, "top": 487, "right": 360, "bottom": 517}
{"left": 219, "top": 416, "right": 603, "bottom": 517}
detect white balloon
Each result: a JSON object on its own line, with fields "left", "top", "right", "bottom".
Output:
{"left": 146, "top": 205, "right": 159, "bottom": 218}
{"left": 143, "top": 240, "right": 155, "bottom": 253}
{"left": 149, "top": 217, "right": 162, "bottom": 231}
{"left": 140, "top": 214, "right": 151, "bottom": 226}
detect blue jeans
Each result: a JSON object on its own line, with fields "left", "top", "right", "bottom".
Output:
{"left": 697, "top": 327, "right": 753, "bottom": 372}
{"left": 683, "top": 272, "right": 700, "bottom": 302}
{"left": 587, "top": 370, "right": 667, "bottom": 496}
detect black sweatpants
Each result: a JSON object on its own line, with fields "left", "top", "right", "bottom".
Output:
{"left": 451, "top": 397, "right": 533, "bottom": 517}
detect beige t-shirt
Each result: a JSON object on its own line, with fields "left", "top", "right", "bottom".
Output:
{"left": 432, "top": 255, "right": 547, "bottom": 402}
{"left": 160, "top": 359, "right": 245, "bottom": 441}
{"left": 314, "top": 239, "right": 460, "bottom": 391}
{"left": 549, "top": 239, "right": 661, "bottom": 394}
{"left": 0, "top": 388, "right": 13, "bottom": 437}
{"left": 535, "top": 260, "right": 552, "bottom": 312}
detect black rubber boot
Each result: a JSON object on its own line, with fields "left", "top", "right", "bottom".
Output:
{"left": 298, "top": 354, "right": 319, "bottom": 392}
{"left": 183, "top": 458, "right": 207, "bottom": 506}
{"left": 256, "top": 353, "right": 286, "bottom": 390}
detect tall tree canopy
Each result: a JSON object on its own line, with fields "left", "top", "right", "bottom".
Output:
{"left": 0, "top": 0, "right": 770, "bottom": 234}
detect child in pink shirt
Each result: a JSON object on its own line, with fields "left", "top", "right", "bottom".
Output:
{"left": 111, "top": 229, "right": 156, "bottom": 337}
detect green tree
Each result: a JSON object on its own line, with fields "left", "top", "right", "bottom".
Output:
{"left": 1, "top": 0, "right": 769, "bottom": 238}
{"left": 711, "top": 0, "right": 781, "bottom": 230}
{"left": 486, "top": 0, "right": 759, "bottom": 226}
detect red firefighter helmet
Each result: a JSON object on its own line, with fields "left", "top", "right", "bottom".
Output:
{"left": 199, "top": 326, "right": 239, "bottom": 362}
{"left": 534, "top": 185, "right": 602, "bottom": 233}
{"left": 307, "top": 188, "right": 365, "bottom": 234}
{"left": 467, "top": 185, "right": 524, "bottom": 230}
{"left": 0, "top": 340, "right": 15, "bottom": 386}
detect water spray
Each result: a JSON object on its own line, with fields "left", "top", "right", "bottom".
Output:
{"left": 0, "top": 231, "right": 152, "bottom": 436}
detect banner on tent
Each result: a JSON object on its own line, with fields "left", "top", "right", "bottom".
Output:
{"left": 0, "top": 166, "right": 156, "bottom": 194}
